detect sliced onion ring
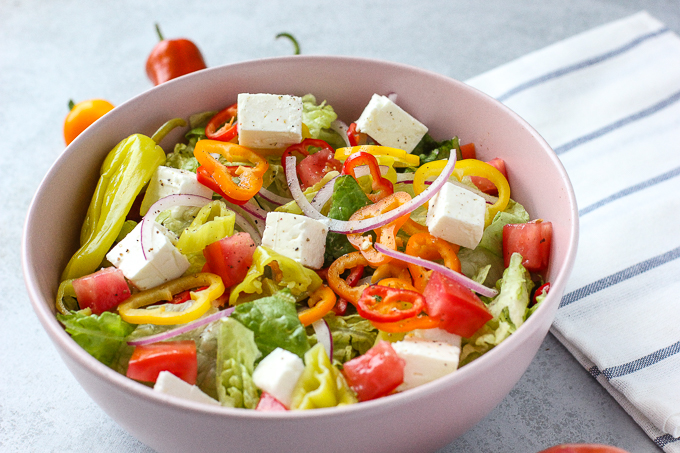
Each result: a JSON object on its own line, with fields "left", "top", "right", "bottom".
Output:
{"left": 141, "top": 194, "right": 214, "bottom": 260}
{"left": 127, "top": 307, "right": 235, "bottom": 346}
{"left": 285, "top": 154, "right": 457, "bottom": 234}
{"left": 311, "top": 175, "right": 338, "bottom": 211}
{"left": 373, "top": 242, "right": 498, "bottom": 298}
{"left": 329, "top": 120, "right": 351, "bottom": 148}
{"left": 258, "top": 187, "right": 292, "bottom": 206}
{"left": 233, "top": 210, "right": 263, "bottom": 244}
{"left": 312, "top": 318, "right": 333, "bottom": 359}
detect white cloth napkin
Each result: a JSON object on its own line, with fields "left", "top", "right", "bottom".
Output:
{"left": 465, "top": 11, "right": 680, "bottom": 452}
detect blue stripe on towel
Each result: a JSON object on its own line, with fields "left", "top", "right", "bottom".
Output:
{"left": 579, "top": 165, "right": 680, "bottom": 216}
{"left": 496, "top": 28, "right": 669, "bottom": 102}
{"left": 559, "top": 245, "right": 680, "bottom": 308}
{"left": 655, "top": 433, "right": 680, "bottom": 448}
{"left": 554, "top": 89, "right": 680, "bottom": 155}
{"left": 602, "top": 341, "right": 680, "bottom": 379}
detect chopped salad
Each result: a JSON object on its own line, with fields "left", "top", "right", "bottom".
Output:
{"left": 56, "top": 92, "right": 553, "bottom": 410}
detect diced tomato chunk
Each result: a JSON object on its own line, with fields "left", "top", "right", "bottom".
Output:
{"left": 126, "top": 341, "right": 197, "bottom": 385}
{"left": 297, "top": 148, "right": 343, "bottom": 189}
{"left": 255, "top": 392, "right": 288, "bottom": 411}
{"left": 342, "top": 341, "right": 405, "bottom": 401}
{"left": 422, "top": 271, "right": 492, "bottom": 338}
{"left": 72, "top": 267, "right": 131, "bottom": 315}
{"left": 460, "top": 142, "right": 476, "bottom": 160}
{"left": 502, "top": 221, "right": 553, "bottom": 272}
{"left": 203, "top": 232, "right": 256, "bottom": 288}
{"left": 470, "top": 157, "right": 507, "bottom": 195}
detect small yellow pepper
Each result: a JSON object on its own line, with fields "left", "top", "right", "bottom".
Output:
{"left": 118, "top": 273, "right": 224, "bottom": 325}
{"left": 334, "top": 145, "right": 420, "bottom": 167}
{"left": 413, "top": 159, "right": 510, "bottom": 227}
{"left": 298, "top": 285, "right": 337, "bottom": 327}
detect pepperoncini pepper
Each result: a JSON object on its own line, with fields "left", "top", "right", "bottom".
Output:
{"left": 60, "top": 119, "right": 185, "bottom": 282}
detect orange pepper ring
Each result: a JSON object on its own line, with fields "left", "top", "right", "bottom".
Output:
{"left": 327, "top": 252, "right": 369, "bottom": 305}
{"left": 405, "top": 233, "right": 461, "bottom": 292}
{"left": 371, "top": 262, "right": 412, "bottom": 285}
{"left": 347, "top": 192, "right": 412, "bottom": 267}
{"left": 194, "top": 140, "right": 268, "bottom": 201}
{"left": 298, "top": 285, "right": 337, "bottom": 326}
{"left": 376, "top": 277, "right": 418, "bottom": 292}
{"left": 371, "top": 314, "right": 441, "bottom": 333}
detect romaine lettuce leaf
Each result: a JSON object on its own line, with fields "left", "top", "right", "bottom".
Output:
{"left": 322, "top": 313, "right": 378, "bottom": 364}
{"left": 409, "top": 134, "right": 460, "bottom": 167}
{"left": 57, "top": 310, "right": 135, "bottom": 368}
{"left": 231, "top": 290, "right": 310, "bottom": 359}
{"left": 215, "top": 317, "right": 261, "bottom": 408}
{"left": 301, "top": 94, "right": 338, "bottom": 139}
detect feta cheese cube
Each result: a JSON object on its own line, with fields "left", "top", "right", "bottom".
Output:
{"left": 154, "top": 371, "right": 220, "bottom": 406}
{"left": 140, "top": 166, "right": 214, "bottom": 216}
{"left": 405, "top": 328, "right": 462, "bottom": 347}
{"left": 106, "top": 221, "right": 190, "bottom": 290}
{"left": 426, "top": 182, "right": 487, "bottom": 249}
{"left": 391, "top": 338, "right": 461, "bottom": 392}
{"left": 237, "top": 93, "right": 303, "bottom": 149}
{"left": 252, "top": 348, "right": 305, "bottom": 409}
{"left": 355, "top": 94, "right": 428, "bottom": 153}
{"left": 261, "top": 212, "right": 329, "bottom": 269}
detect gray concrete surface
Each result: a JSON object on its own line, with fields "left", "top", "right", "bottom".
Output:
{"left": 2, "top": 1, "right": 677, "bottom": 451}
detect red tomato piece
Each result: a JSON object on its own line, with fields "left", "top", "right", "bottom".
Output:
{"left": 72, "top": 267, "right": 131, "bottom": 315}
{"left": 422, "top": 271, "right": 493, "bottom": 338}
{"left": 255, "top": 392, "right": 288, "bottom": 411}
{"left": 342, "top": 341, "right": 405, "bottom": 401}
{"left": 203, "top": 232, "right": 256, "bottom": 288}
{"left": 503, "top": 221, "right": 553, "bottom": 272}
{"left": 460, "top": 142, "right": 476, "bottom": 160}
{"left": 126, "top": 341, "right": 197, "bottom": 385}
{"left": 297, "top": 148, "right": 342, "bottom": 189}
{"left": 538, "top": 444, "right": 631, "bottom": 453}
{"left": 470, "top": 157, "right": 507, "bottom": 195}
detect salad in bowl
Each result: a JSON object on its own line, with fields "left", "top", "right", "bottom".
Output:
{"left": 55, "top": 89, "right": 553, "bottom": 410}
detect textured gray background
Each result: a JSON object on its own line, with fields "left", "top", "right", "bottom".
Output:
{"left": 2, "top": 1, "right": 678, "bottom": 451}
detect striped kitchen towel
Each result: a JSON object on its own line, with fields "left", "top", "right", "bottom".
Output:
{"left": 465, "top": 11, "right": 680, "bottom": 452}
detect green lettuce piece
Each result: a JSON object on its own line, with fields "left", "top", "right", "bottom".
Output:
{"left": 229, "top": 246, "right": 323, "bottom": 305}
{"left": 477, "top": 199, "right": 530, "bottom": 257}
{"left": 301, "top": 94, "right": 337, "bottom": 139}
{"left": 322, "top": 313, "right": 377, "bottom": 364}
{"left": 290, "top": 343, "right": 357, "bottom": 410}
{"left": 215, "top": 318, "right": 261, "bottom": 408}
{"left": 57, "top": 310, "right": 135, "bottom": 368}
{"left": 459, "top": 253, "right": 534, "bottom": 366}
{"left": 323, "top": 175, "right": 372, "bottom": 265}
{"left": 231, "top": 290, "right": 310, "bottom": 359}
{"left": 409, "top": 135, "right": 460, "bottom": 168}
{"left": 177, "top": 201, "right": 235, "bottom": 254}
{"left": 165, "top": 113, "right": 213, "bottom": 172}
{"left": 155, "top": 206, "right": 202, "bottom": 237}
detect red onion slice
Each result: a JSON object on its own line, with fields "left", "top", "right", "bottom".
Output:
{"left": 310, "top": 175, "right": 338, "bottom": 211}
{"left": 233, "top": 210, "right": 263, "bottom": 244}
{"left": 127, "top": 307, "right": 235, "bottom": 346}
{"left": 285, "top": 154, "right": 457, "bottom": 234}
{"left": 312, "top": 318, "right": 333, "bottom": 359}
{"left": 329, "top": 120, "right": 351, "bottom": 148}
{"left": 258, "top": 187, "right": 292, "bottom": 206}
{"left": 140, "top": 194, "right": 214, "bottom": 260}
{"left": 373, "top": 242, "right": 498, "bottom": 298}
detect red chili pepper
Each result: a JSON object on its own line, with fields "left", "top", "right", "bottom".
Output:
{"left": 357, "top": 285, "right": 425, "bottom": 323}
{"left": 146, "top": 24, "right": 207, "bottom": 86}
{"left": 341, "top": 151, "right": 393, "bottom": 203}
{"left": 532, "top": 282, "right": 551, "bottom": 306}
{"left": 334, "top": 264, "right": 365, "bottom": 315}
{"left": 347, "top": 122, "right": 366, "bottom": 147}
{"left": 205, "top": 103, "right": 238, "bottom": 142}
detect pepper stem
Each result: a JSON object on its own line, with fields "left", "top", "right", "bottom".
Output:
{"left": 155, "top": 23, "right": 164, "bottom": 42}
{"left": 151, "top": 118, "right": 187, "bottom": 144}
{"left": 276, "top": 32, "right": 301, "bottom": 55}
{"left": 68, "top": 99, "right": 75, "bottom": 111}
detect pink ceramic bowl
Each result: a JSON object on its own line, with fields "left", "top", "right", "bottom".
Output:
{"left": 22, "top": 56, "right": 578, "bottom": 453}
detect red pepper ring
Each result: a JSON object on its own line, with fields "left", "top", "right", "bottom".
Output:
{"left": 281, "top": 138, "right": 335, "bottom": 175}
{"left": 205, "top": 103, "right": 238, "bottom": 142}
{"left": 194, "top": 139, "right": 268, "bottom": 204}
{"left": 341, "top": 151, "right": 393, "bottom": 203}
{"left": 357, "top": 284, "right": 426, "bottom": 323}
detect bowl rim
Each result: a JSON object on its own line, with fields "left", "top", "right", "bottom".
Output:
{"left": 21, "top": 54, "right": 579, "bottom": 420}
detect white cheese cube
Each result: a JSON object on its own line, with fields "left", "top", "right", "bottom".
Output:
{"left": 140, "top": 166, "right": 214, "bottom": 216}
{"left": 252, "top": 348, "right": 305, "bottom": 409}
{"left": 237, "top": 93, "right": 303, "bottom": 149}
{"left": 355, "top": 94, "right": 428, "bottom": 153}
{"left": 154, "top": 371, "right": 220, "bottom": 406}
{"left": 426, "top": 182, "right": 487, "bottom": 249}
{"left": 106, "top": 221, "right": 190, "bottom": 290}
{"left": 261, "top": 212, "right": 329, "bottom": 269}
{"left": 405, "top": 328, "right": 462, "bottom": 347}
{"left": 391, "top": 338, "right": 461, "bottom": 392}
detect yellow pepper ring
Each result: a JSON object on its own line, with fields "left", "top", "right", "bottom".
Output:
{"left": 118, "top": 273, "right": 225, "bottom": 325}
{"left": 413, "top": 159, "right": 510, "bottom": 227}
{"left": 298, "top": 285, "right": 337, "bottom": 327}
{"left": 334, "top": 145, "right": 420, "bottom": 167}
